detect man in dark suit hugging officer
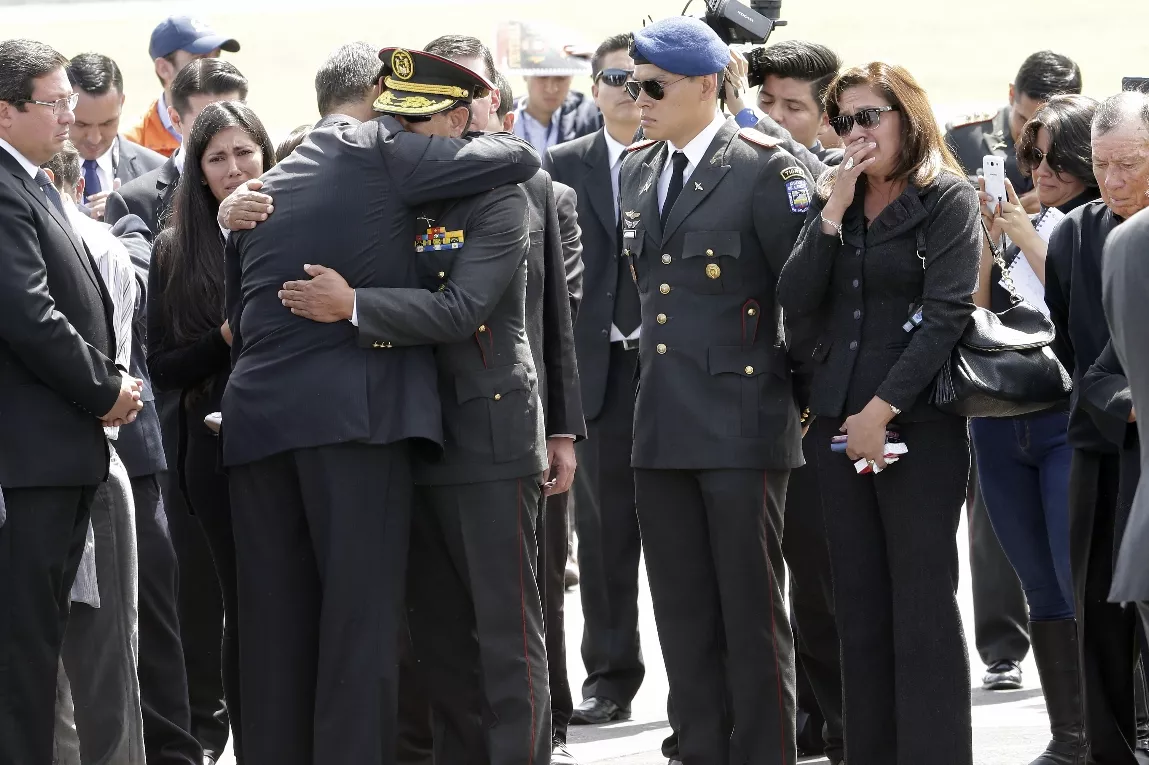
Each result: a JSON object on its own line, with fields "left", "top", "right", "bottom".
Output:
{"left": 617, "top": 16, "right": 811, "bottom": 765}
{"left": 276, "top": 48, "right": 553, "bottom": 765}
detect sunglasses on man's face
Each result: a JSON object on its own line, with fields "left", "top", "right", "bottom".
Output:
{"left": 829, "top": 105, "right": 899, "bottom": 138}
{"left": 595, "top": 68, "right": 634, "bottom": 88}
{"left": 624, "top": 76, "right": 688, "bottom": 102}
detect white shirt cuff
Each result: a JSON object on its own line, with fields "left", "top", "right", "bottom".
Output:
{"left": 549, "top": 434, "right": 576, "bottom": 439}
{"left": 349, "top": 292, "right": 358, "bottom": 326}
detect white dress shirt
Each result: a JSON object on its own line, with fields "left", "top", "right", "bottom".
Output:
{"left": 0, "top": 136, "right": 40, "bottom": 178}
{"left": 657, "top": 112, "right": 728, "bottom": 214}
{"left": 90, "top": 138, "right": 117, "bottom": 194}
{"left": 604, "top": 129, "right": 639, "bottom": 344}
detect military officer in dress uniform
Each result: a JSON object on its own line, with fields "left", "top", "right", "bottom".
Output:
{"left": 277, "top": 48, "right": 552, "bottom": 765}
{"left": 618, "top": 17, "right": 810, "bottom": 765}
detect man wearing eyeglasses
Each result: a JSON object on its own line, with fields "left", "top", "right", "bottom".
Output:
{"left": 0, "top": 38, "right": 144, "bottom": 765}
{"left": 546, "top": 32, "right": 649, "bottom": 732}
{"left": 616, "top": 16, "right": 811, "bottom": 765}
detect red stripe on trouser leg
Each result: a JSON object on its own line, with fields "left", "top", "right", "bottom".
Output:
{"left": 764, "top": 471, "right": 788, "bottom": 765}
{"left": 517, "top": 478, "right": 537, "bottom": 764}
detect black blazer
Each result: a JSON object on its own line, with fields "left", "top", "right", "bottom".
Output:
{"left": 104, "top": 155, "right": 179, "bottom": 237}
{"left": 619, "top": 119, "right": 809, "bottom": 470}
{"left": 547, "top": 129, "right": 620, "bottom": 421}
{"left": 108, "top": 213, "right": 167, "bottom": 478}
{"left": 778, "top": 171, "right": 981, "bottom": 422}
{"left": 522, "top": 170, "right": 586, "bottom": 441}
{"left": 115, "top": 136, "right": 166, "bottom": 186}
{"left": 356, "top": 184, "right": 547, "bottom": 485}
{"left": 1103, "top": 208, "right": 1149, "bottom": 602}
{"left": 223, "top": 117, "right": 541, "bottom": 467}
{"left": 0, "top": 148, "right": 120, "bottom": 488}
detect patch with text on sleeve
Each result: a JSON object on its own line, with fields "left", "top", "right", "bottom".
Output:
{"left": 786, "top": 178, "right": 810, "bottom": 213}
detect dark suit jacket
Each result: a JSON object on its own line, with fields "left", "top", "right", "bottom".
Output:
{"left": 104, "top": 155, "right": 179, "bottom": 237}
{"left": 108, "top": 213, "right": 167, "bottom": 478}
{"left": 780, "top": 171, "right": 981, "bottom": 423}
{"left": 1102, "top": 208, "right": 1149, "bottom": 602}
{"left": 522, "top": 171, "right": 585, "bottom": 441}
{"left": 944, "top": 106, "right": 1033, "bottom": 195}
{"left": 115, "top": 136, "right": 166, "bottom": 186}
{"left": 0, "top": 148, "right": 120, "bottom": 488}
{"left": 223, "top": 117, "right": 541, "bottom": 467}
{"left": 355, "top": 184, "right": 546, "bottom": 485}
{"left": 547, "top": 129, "right": 620, "bottom": 421}
{"left": 619, "top": 119, "right": 808, "bottom": 470}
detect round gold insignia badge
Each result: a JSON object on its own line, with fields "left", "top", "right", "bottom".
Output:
{"left": 391, "top": 49, "right": 415, "bottom": 81}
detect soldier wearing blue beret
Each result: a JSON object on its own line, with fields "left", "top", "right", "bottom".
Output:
{"left": 618, "top": 14, "right": 812, "bottom": 765}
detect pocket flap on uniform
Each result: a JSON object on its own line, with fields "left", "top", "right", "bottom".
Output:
{"left": 682, "top": 231, "right": 741, "bottom": 259}
{"left": 707, "top": 346, "right": 771, "bottom": 377}
{"left": 455, "top": 362, "right": 531, "bottom": 403}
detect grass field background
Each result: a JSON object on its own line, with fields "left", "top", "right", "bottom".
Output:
{"left": 4, "top": 0, "right": 1148, "bottom": 141}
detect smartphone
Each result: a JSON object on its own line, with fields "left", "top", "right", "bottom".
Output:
{"left": 982, "top": 155, "right": 1007, "bottom": 215}
{"left": 1122, "top": 77, "right": 1149, "bottom": 93}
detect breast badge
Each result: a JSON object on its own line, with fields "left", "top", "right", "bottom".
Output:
{"left": 416, "top": 226, "right": 465, "bottom": 252}
{"left": 705, "top": 263, "right": 721, "bottom": 279}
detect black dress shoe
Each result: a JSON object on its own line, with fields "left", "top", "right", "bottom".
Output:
{"left": 982, "top": 660, "right": 1023, "bottom": 690}
{"left": 552, "top": 738, "right": 580, "bottom": 765}
{"left": 570, "top": 696, "right": 632, "bottom": 725}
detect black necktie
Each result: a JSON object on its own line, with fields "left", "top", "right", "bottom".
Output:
{"left": 82, "top": 158, "right": 101, "bottom": 201}
{"left": 613, "top": 215, "right": 641, "bottom": 336}
{"left": 661, "top": 150, "right": 689, "bottom": 226}
{"left": 36, "top": 169, "right": 68, "bottom": 219}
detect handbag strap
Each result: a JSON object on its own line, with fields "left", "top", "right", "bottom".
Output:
{"left": 979, "top": 219, "right": 1022, "bottom": 305}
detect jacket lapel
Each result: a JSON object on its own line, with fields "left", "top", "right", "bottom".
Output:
{"left": 583, "top": 132, "right": 617, "bottom": 242}
{"left": 633, "top": 144, "right": 667, "bottom": 245}
{"left": 14, "top": 171, "right": 100, "bottom": 289}
{"left": 661, "top": 120, "right": 736, "bottom": 241}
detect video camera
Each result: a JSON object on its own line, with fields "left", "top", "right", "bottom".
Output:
{"left": 697, "top": 0, "right": 785, "bottom": 46}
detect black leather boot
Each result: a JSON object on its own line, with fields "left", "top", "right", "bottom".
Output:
{"left": 1029, "top": 619, "right": 1088, "bottom": 765}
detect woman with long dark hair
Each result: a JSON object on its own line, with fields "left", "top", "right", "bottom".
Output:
{"left": 971, "top": 94, "right": 1099, "bottom": 765}
{"left": 778, "top": 62, "right": 982, "bottom": 764}
{"left": 146, "top": 101, "right": 276, "bottom": 765}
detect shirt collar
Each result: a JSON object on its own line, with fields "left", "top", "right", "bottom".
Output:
{"left": 95, "top": 136, "right": 117, "bottom": 175}
{"left": 0, "top": 136, "right": 41, "bottom": 179}
{"left": 668, "top": 112, "right": 727, "bottom": 170}
{"left": 158, "top": 92, "right": 175, "bottom": 131}
{"left": 172, "top": 146, "right": 185, "bottom": 176}
{"left": 602, "top": 129, "right": 628, "bottom": 167}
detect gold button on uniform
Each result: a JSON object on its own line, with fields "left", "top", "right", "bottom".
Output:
{"left": 656, "top": 344, "right": 667, "bottom": 354}
{"left": 747, "top": 307, "right": 757, "bottom": 316}
{"left": 705, "top": 263, "right": 721, "bottom": 279}
{"left": 661, "top": 254, "right": 671, "bottom": 264}
{"left": 438, "top": 271, "right": 446, "bottom": 278}
{"left": 478, "top": 325, "right": 487, "bottom": 332}
{"left": 493, "top": 393, "right": 502, "bottom": 401}
{"left": 705, "top": 248, "right": 715, "bottom": 256}
{"left": 659, "top": 283, "right": 670, "bottom": 294}
{"left": 744, "top": 366, "right": 754, "bottom": 375}
{"left": 656, "top": 313, "right": 667, "bottom": 324}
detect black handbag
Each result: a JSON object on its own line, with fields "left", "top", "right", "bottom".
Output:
{"left": 927, "top": 222, "right": 1072, "bottom": 418}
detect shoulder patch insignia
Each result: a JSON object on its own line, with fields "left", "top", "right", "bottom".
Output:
{"left": 786, "top": 178, "right": 810, "bottom": 214}
{"left": 948, "top": 111, "right": 995, "bottom": 129}
{"left": 780, "top": 166, "right": 805, "bottom": 182}
{"left": 625, "top": 138, "right": 658, "bottom": 152}
{"left": 738, "top": 127, "right": 780, "bottom": 149}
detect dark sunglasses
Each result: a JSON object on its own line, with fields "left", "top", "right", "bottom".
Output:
{"left": 625, "top": 76, "right": 688, "bottom": 102}
{"left": 595, "top": 68, "right": 633, "bottom": 87}
{"left": 829, "top": 105, "right": 899, "bottom": 137}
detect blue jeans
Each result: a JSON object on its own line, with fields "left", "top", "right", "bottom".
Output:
{"left": 970, "top": 412, "right": 1074, "bottom": 621}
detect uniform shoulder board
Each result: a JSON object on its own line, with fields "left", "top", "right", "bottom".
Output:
{"left": 625, "top": 138, "right": 658, "bottom": 152}
{"left": 947, "top": 111, "right": 995, "bottom": 129}
{"left": 738, "top": 128, "right": 781, "bottom": 149}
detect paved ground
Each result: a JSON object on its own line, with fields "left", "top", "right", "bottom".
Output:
{"left": 209, "top": 508, "right": 1049, "bottom": 765}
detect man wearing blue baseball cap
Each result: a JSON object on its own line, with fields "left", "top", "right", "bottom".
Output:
{"left": 123, "top": 15, "right": 239, "bottom": 157}
{"left": 616, "top": 14, "right": 812, "bottom": 765}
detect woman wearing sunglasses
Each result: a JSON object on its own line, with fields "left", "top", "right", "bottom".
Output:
{"left": 970, "top": 94, "right": 1099, "bottom": 765}
{"left": 778, "top": 62, "right": 982, "bottom": 765}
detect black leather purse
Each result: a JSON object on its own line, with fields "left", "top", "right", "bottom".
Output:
{"left": 927, "top": 223, "right": 1072, "bottom": 418}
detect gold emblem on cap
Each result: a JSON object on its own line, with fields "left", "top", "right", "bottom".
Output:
{"left": 706, "top": 263, "right": 721, "bottom": 279}
{"left": 391, "top": 49, "right": 415, "bottom": 81}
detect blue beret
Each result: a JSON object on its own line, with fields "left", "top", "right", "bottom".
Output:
{"left": 631, "top": 17, "right": 728, "bottom": 76}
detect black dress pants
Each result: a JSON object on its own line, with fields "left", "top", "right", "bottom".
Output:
{"left": 229, "top": 441, "right": 413, "bottom": 765}
{"left": 812, "top": 416, "right": 972, "bottom": 765}
{"left": 541, "top": 490, "right": 574, "bottom": 743}
{"left": 782, "top": 453, "right": 844, "bottom": 764}
{"left": 406, "top": 478, "right": 549, "bottom": 765}
{"left": 636, "top": 466, "right": 794, "bottom": 765}
{"left": 572, "top": 343, "right": 644, "bottom": 710}
{"left": 1070, "top": 450, "right": 1140, "bottom": 764}
{"left": 0, "top": 485, "right": 96, "bottom": 765}
{"left": 132, "top": 473, "right": 203, "bottom": 765}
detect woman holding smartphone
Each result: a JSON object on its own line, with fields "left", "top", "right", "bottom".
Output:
{"left": 147, "top": 101, "right": 276, "bottom": 764}
{"left": 778, "top": 62, "right": 981, "bottom": 765}
{"left": 972, "top": 94, "right": 1099, "bottom": 765}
